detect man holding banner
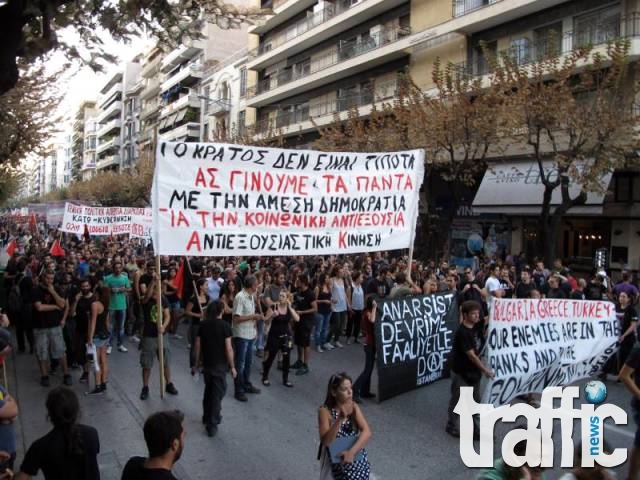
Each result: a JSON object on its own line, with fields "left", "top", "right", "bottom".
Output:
{"left": 446, "top": 300, "right": 494, "bottom": 439}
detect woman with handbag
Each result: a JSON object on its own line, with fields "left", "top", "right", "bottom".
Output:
{"left": 318, "top": 372, "right": 372, "bottom": 480}
{"left": 261, "top": 290, "right": 299, "bottom": 387}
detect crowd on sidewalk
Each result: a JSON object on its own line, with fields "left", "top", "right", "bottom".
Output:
{"left": 0, "top": 219, "right": 639, "bottom": 479}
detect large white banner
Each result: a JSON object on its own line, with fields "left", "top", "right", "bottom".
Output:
{"left": 152, "top": 142, "right": 425, "bottom": 256}
{"left": 60, "top": 203, "right": 151, "bottom": 239}
{"left": 481, "top": 298, "right": 618, "bottom": 406}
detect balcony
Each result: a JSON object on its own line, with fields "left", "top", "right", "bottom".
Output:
{"left": 250, "top": 0, "right": 316, "bottom": 36}
{"left": 96, "top": 118, "right": 121, "bottom": 138}
{"left": 96, "top": 101, "right": 122, "bottom": 124}
{"left": 96, "top": 136, "right": 120, "bottom": 155}
{"left": 128, "top": 80, "right": 145, "bottom": 95}
{"left": 98, "top": 83, "right": 123, "bottom": 109}
{"left": 247, "top": 0, "right": 406, "bottom": 70}
{"left": 160, "top": 44, "right": 203, "bottom": 73}
{"left": 140, "top": 102, "right": 160, "bottom": 120}
{"left": 247, "top": 25, "right": 410, "bottom": 107}
{"left": 452, "top": 0, "right": 502, "bottom": 17}
{"left": 141, "top": 79, "right": 160, "bottom": 100}
{"left": 161, "top": 63, "right": 204, "bottom": 93}
{"left": 254, "top": 79, "right": 396, "bottom": 135}
{"left": 96, "top": 154, "right": 121, "bottom": 170}
{"left": 160, "top": 94, "right": 201, "bottom": 118}
{"left": 160, "top": 122, "right": 200, "bottom": 141}
{"left": 207, "top": 99, "right": 231, "bottom": 116}
{"left": 453, "top": 12, "right": 640, "bottom": 78}
{"left": 80, "top": 162, "right": 96, "bottom": 172}
{"left": 140, "top": 54, "right": 161, "bottom": 78}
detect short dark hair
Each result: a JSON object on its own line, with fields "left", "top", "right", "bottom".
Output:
{"left": 460, "top": 300, "right": 481, "bottom": 316}
{"left": 143, "top": 410, "right": 184, "bottom": 458}
{"left": 243, "top": 275, "right": 257, "bottom": 289}
{"left": 206, "top": 301, "right": 222, "bottom": 320}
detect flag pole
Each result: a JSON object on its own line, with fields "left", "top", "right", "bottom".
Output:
{"left": 152, "top": 125, "right": 166, "bottom": 398}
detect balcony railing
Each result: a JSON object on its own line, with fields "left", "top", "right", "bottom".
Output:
{"left": 452, "top": 0, "right": 503, "bottom": 18}
{"left": 454, "top": 13, "right": 640, "bottom": 78}
{"left": 253, "top": 80, "right": 397, "bottom": 133}
{"left": 248, "top": 25, "right": 410, "bottom": 97}
{"left": 249, "top": 0, "right": 370, "bottom": 60}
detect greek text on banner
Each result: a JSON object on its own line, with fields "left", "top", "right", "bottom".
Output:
{"left": 481, "top": 298, "right": 618, "bottom": 406}
{"left": 151, "top": 142, "right": 425, "bottom": 256}
{"left": 60, "top": 203, "right": 151, "bottom": 239}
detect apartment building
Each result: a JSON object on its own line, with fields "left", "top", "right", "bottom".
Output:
{"left": 72, "top": 100, "right": 98, "bottom": 181}
{"left": 158, "top": 23, "right": 248, "bottom": 143}
{"left": 246, "top": 0, "right": 640, "bottom": 269}
{"left": 139, "top": 45, "right": 164, "bottom": 157}
{"left": 95, "top": 61, "right": 141, "bottom": 172}
{"left": 200, "top": 48, "right": 249, "bottom": 141}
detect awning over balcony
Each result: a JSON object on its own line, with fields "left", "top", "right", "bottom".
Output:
{"left": 471, "top": 160, "right": 612, "bottom": 215}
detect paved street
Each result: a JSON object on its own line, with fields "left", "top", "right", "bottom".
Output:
{"left": 9, "top": 326, "right": 640, "bottom": 479}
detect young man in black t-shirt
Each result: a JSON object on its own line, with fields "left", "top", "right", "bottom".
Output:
{"left": 292, "top": 275, "right": 317, "bottom": 376}
{"left": 193, "top": 302, "right": 236, "bottom": 437}
{"left": 446, "top": 300, "right": 494, "bottom": 439}
{"left": 122, "top": 410, "right": 184, "bottom": 480}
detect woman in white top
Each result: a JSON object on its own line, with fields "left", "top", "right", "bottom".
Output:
{"left": 328, "top": 264, "right": 350, "bottom": 349}
{"left": 346, "top": 271, "right": 364, "bottom": 344}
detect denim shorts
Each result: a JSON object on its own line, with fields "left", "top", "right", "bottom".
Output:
{"left": 34, "top": 326, "right": 66, "bottom": 361}
{"left": 93, "top": 336, "right": 110, "bottom": 349}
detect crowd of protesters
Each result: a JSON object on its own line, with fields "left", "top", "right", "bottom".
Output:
{"left": 0, "top": 221, "right": 639, "bottom": 479}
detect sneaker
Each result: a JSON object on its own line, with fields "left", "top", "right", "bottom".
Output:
{"left": 166, "top": 383, "right": 179, "bottom": 395}
{"left": 246, "top": 385, "right": 261, "bottom": 394}
{"left": 100, "top": 383, "right": 107, "bottom": 391}
{"left": 85, "top": 386, "right": 104, "bottom": 396}
{"left": 323, "top": 342, "right": 334, "bottom": 351}
{"left": 206, "top": 424, "right": 218, "bottom": 437}
{"left": 118, "top": 345, "right": 128, "bottom": 353}
{"left": 173, "top": 333, "right": 183, "bottom": 340}
{"left": 316, "top": 345, "right": 324, "bottom": 353}
{"left": 333, "top": 341, "right": 344, "bottom": 348}
{"left": 140, "top": 386, "right": 149, "bottom": 400}
{"left": 79, "top": 372, "right": 89, "bottom": 384}
{"left": 40, "top": 376, "right": 50, "bottom": 387}
{"left": 106, "top": 346, "right": 112, "bottom": 355}
{"left": 234, "top": 393, "right": 248, "bottom": 402}
{"left": 291, "top": 359, "right": 303, "bottom": 370}
{"left": 295, "top": 364, "right": 309, "bottom": 376}
{"left": 130, "top": 335, "right": 141, "bottom": 344}
{"left": 63, "top": 374, "right": 73, "bottom": 386}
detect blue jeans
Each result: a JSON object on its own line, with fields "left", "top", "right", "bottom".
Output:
{"left": 233, "top": 337, "right": 255, "bottom": 395}
{"left": 315, "top": 312, "right": 331, "bottom": 346}
{"left": 109, "top": 309, "right": 126, "bottom": 347}
{"left": 255, "top": 319, "right": 265, "bottom": 351}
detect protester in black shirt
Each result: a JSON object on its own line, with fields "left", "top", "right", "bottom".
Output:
{"left": 18, "top": 387, "right": 100, "bottom": 480}
{"left": 193, "top": 302, "right": 236, "bottom": 437}
{"left": 263, "top": 290, "right": 300, "bottom": 387}
{"left": 292, "top": 274, "right": 316, "bottom": 375}
{"left": 121, "top": 410, "right": 184, "bottom": 480}
{"left": 446, "top": 301, "right": 494, "bottom": 439}
{"left": 71, "top": 279, "right": 95, "bottom": 384}
{"left": 185, "top": 279, "right": 209, "bottom": 370}
{"left": 515, "top": 269, "right": 536, "bottom": 299}
{"left": 545, "top": 275, "right": 567, "bottom": 299}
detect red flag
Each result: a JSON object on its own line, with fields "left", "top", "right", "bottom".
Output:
{"left": 174, "top": 260, "right": 185, "bottom": 300}
{"left": 29, "top": 213, "right": 37, "bottom": 232}
{"left": 83, "top": 224, "right": 90, "bottom": 243}
{"left": 49, "top": 239, "right": 65, "bottom": 257}
{"left": 5, "top": 239, "right": 16, "bottom": 257}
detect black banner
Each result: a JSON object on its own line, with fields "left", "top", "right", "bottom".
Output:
{"left": 376, "top": 292, "right": 458, "bottom": 402}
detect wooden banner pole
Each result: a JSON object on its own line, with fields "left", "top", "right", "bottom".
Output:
{"left": 156, "top": 254, "right": 166, "bottom": 398}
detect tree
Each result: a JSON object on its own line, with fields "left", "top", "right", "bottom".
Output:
{"left": 314, "top": 70, "right": 508, "bottom": 257}
{"left": 0, "top": 0, "right": 268, "bottom": 95}
{"left": 0, "top": 164, "right": 25, "bottom": 205}
{"left": 0, "top": 63, "right": 59, "bottom": 167}
{"left": 492, "top": 40, "right": 637, "bottom": 264}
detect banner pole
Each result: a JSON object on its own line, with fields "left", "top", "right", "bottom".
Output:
{"left": 406, "top": 206, "right": 418, "bottom": 278}
{"left": 152, "top": 126, "right": 166, "bottom": 399}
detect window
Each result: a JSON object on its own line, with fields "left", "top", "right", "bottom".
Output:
{"left": 237, "top": 110, "right": 246, "bottom": 134}
{"left": 473, "top": 41, "right": 496, "bottom": 75}
{"left": 510, "top": 38, "right": 531, "bottom": 65}
{"left": 574, "top": 6, "right": 621, "bottom": 47}
{"left": 614, "top": 173, "right": 640, "bottom": 202}
{"left": 239, "top": 68, "right": 247, "bottom": 97}
{"left": 534, "top": 22, "right": 563, "bottom": 60}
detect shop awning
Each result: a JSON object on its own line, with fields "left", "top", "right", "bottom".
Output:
{"left": 471, "top": 160, "right": 612, "bottom": 216}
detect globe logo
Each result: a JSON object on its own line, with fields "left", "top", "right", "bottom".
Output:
{"left": 584, "top": 380, "right": 607, "bottom": 404}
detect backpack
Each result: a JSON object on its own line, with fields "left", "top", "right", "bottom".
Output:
{"left": 7, "top": 275, "right": 24, "bottom": 312}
